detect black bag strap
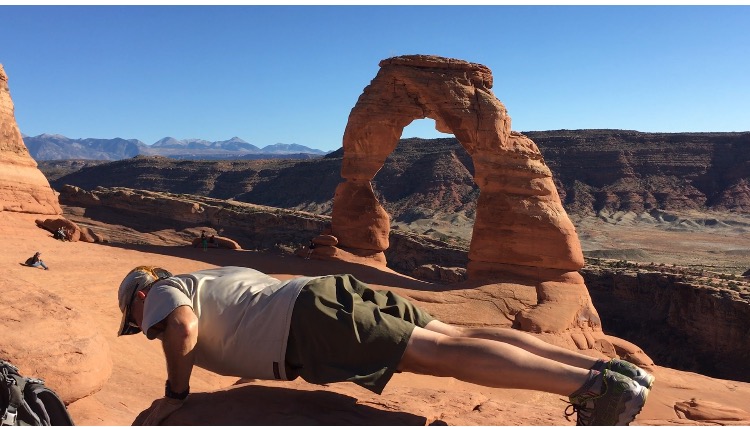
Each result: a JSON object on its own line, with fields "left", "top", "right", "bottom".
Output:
{"left": 1, "top": 363, "right": 27, "bottom": 426}
{"left": 1, "top": 360, "right": 74, "bottom": 426}
{"left": 26, "top": 383, "right": 74, "bottom": 426}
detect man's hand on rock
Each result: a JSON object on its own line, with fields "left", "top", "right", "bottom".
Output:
{"left": 141, "top": 397, "right": 185, "bottom": 426}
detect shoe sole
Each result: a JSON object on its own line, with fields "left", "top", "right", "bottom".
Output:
{"left": 634, "top": 372, "right": 655, "bottom": 390}
{"left": 615, "top": 385, "right": 649, "bottom": 426}
{"left": 604, "top": 360, "right": 656, "bottom": 390}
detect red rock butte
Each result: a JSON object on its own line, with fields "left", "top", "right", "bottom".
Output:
{"left": 0, "top": 64, "right": 61, "bottom": 215}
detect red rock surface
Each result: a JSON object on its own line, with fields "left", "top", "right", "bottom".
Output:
{"left": 0, "top": 64, "right": 61, "bottom": 215}
{"left": 3, "top": 211, "right": 750, "bottom": 425}
{"left": 0, "top": 279, "right": 111, "bottom": 404}
{"left": 312, "top": 234, "right": 338, "bottom": 246}
{"left": 332, "top": 180, "right": 391, "bottom": 251}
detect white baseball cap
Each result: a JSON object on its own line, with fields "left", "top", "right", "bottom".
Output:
{"left": 117, "top": 266, "right": 172, "bottom": 336}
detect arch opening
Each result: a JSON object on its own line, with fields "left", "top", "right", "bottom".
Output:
{"left": 370, "top": 119, "right": 476, "bottom": 245}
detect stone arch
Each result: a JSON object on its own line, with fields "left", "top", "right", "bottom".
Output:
{"left": 331, "top": 55, "right": 584, "bottom": 279}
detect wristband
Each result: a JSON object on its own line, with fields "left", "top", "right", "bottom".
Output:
{"left": 165, "top": 380, "right": 190, "bottom": 400}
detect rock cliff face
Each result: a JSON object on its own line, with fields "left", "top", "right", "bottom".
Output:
{"left": 527, "top": 130, "right": 750, "bottom": 215}
{"left": 0, "top": 64, "right": 61, "bottom": 215}
{"left": 582, "top": 267, "right": 750, "bottom": 382}
{"left": 59, "top": 185, "right": 331, "bottom": 251}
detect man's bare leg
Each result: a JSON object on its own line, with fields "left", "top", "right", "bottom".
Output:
{"left": 424, "top": 320, "right": 600, "bottom": 369}
{"left": 397, "top": 326, "right": 591, "bottom": 396}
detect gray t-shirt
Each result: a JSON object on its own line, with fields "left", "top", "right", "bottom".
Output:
{"left": 141, "top": 266, "right": 314, "bottom": 381}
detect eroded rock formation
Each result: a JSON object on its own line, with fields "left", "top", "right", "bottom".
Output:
{"left": 35, "top": 217, "right": 81, "bottom": 242}
{"left": 0, "top": 64, "right": 61, "bottom": 215}
{"left": 331, "top": 55, "right": 582, "bottom": 275}
{"left": 327, "top": 55, "right": 621, "bottom": 354}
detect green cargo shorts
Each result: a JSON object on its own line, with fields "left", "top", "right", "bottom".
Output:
{"left": 284, "top": 274, "right": 434, "bottom": 394}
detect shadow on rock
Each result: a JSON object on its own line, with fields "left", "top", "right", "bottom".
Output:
{"left": 110, "top": 242, "right": 447, "bottom": 293}
{"left": 133, "top": 384, "right": 427, "bottom": 426}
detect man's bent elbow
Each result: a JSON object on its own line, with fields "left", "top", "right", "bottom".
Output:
{"left": 167, "top": 307, "right": 199, "bottom": 341}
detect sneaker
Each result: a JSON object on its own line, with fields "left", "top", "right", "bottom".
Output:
{"left": 566, "top": 369, "right": 649, "bottom": 426}
{"left": 593, "top": 359, "right": 655, "bottom": 389}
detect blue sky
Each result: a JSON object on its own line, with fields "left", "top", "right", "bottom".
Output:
{"left": 1, "top": 5, "right": 748, "bottom": 151}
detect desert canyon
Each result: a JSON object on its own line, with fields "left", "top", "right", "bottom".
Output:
{"left": 2, "top": 56, "right": 750, "bottom": 425}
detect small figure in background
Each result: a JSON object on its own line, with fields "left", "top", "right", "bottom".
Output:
{"left": 25, "top": 252, "right": 49, "bottom": 270}
{"left": 54, "top": 227, "right": 68, "bottom": 241}
{"left": 201, "top": 231, "right": 208, "bottom": 252}
{"left": 305, "top": 240, "right": 316, "bottom": 259}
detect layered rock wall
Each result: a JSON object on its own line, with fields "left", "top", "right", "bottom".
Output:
{"left": 0, "top": 64, "right": 61, "bottom": 215}
{"left": 527, "top": 130, "right": 750, "bottom": 214}
{"left": 583, "top": 268, "right": 750, "bottom": 382}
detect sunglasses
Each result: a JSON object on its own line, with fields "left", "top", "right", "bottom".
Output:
{"left": 124, "top": 267, "right": 173, "bottom": 332}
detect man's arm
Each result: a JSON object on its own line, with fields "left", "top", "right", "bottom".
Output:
{"left": 162, "top": 305, "right": 198, "bottom": 394}
{"left": 142, "top": 305, "right": 198, "bottom": 426}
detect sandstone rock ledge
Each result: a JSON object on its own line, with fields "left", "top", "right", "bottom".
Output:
{"left": 0, "top": 281, "right": 111, "bottom": 404}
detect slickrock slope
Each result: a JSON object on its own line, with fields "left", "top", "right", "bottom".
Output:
{"left": 3, "top": 210, "right": 750, "bottom": 425}
{"left": 0, "top": 64, "right": 61, "bottom": 215}
{"left": 0, "top": 280, "right": 112, "bottom": 404}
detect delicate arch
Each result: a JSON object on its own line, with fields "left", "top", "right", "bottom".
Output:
{"left": 331, "top": 55, "right": 583, "bottom": 279}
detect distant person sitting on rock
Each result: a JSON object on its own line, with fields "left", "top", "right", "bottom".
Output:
{"left": 25, "top": 252, "right": 49, "bottom": 270}
{"left": 208, "top": 234, "right": 218, "bottom": 248}
{"left": 54, "top": 227, "right": 67, "bottom": 241}
{"left": 117, "top": 266, "right": 653, "bottom": 426}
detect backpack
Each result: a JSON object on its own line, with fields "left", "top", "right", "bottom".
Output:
{"left": 1, "top": 360, "right": 74, "bottom": 426}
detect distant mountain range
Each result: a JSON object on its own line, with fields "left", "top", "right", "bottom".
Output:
{"left": 42, "top": 130, "right": 750, "bottom": 224}
{"left": 22, "top": 134, "right": 330, "bottom": 161}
